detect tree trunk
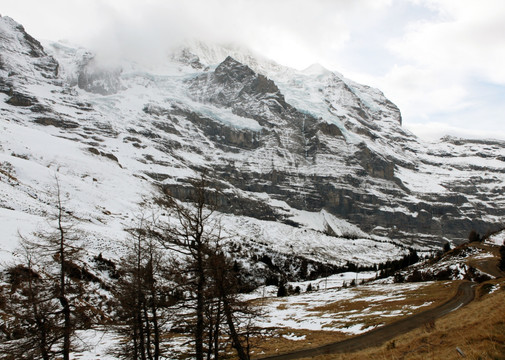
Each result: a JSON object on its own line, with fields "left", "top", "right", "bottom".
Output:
{"left": 206, "top": 302, "right": 214, "bottom": 360}
{"left": 58, "top": 198, "right": 71, "bottom": 360}
{"left": 136, "top": 246, "right": 147, "bottom": 360}
{"left": 35, "top": 315, "right": 50, "bottom": 360}
{"left": 136, "top": 303, "right": 147, "bottom": 360}
{"left": 151, "top": 287, "right": 160, "bottom": 360}
{"left": 60, "top": 296, "right": 71, "bottom": 360}
{"left": 143, "top": 301, "right": 153, "bottom": 360}
{"left": 214, "top": 299, "right": 222, "bottom": 360}
{"left": 195, "top": 247, "right": 205, "bottom": 360}
{"left": 223, "top": 296, "right": 248, "bottom": 360}
{"left": 133, "top": 320, "right": 139, "bottom": 360}
{"left": 28, "top": 264, "right": 50, "bottom": 360}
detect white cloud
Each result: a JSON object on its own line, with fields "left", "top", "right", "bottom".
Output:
{"left": 2, "top": 0, "right": 504, "bottom": 140}
{"left": 377, "top": 64, "right": 470, "bottom": 121}
{"left": 1, "top": 0, "right": 393, "bottom": 69}
{"left": 361, "top": 0, "right": 505, "bottom": 140}
{"left": 389, "top": 0, "right": 505, "bottom": 83}
{"left": 405, "top": 121, "right": 505, "bottom": 142}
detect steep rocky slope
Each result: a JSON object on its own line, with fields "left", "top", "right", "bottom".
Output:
{"left": 1, "top": 15, "right": 504, "bottom": 271}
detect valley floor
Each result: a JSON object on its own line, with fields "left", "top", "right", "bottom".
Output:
{"left": 252, "top": 242, "right": 505, "bottom": 360}
{"left": 304, "top": 278, "right": 505, "bottom": 360}
{"left": 56, "top": 243, "right": 505, "bottom": 359}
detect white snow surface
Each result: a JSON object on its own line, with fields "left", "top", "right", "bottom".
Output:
{"left": 0, "top": 19, "right": 410, "bottom": 268}
{"left": 254, "top": 281, "right": 436, "bottom": 334}
{"left": 486, "top": 230, "right": 505, "bottom": 246}
{"left": 1, "top": 14, "right": 505, "bottom": 268}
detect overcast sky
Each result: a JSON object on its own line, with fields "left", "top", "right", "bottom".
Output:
{"left": 2, "top": 0, "right": 505, "bottom": 141}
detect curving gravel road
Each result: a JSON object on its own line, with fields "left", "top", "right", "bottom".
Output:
{"left": 255, "top": 281, "right": 475, "bottom": 360}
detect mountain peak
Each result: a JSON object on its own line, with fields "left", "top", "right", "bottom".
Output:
{"left": 187, "top": 56, "right": 288, "bottom": 120}
{"left": 0, "top": 16, "right": 45, "bottom": 58}
{"left": 302, "top": 63, "right": 332, "bottom": 76}
{"left": 0, "top": 15, "right": 59, "bottom": 80}
{"left": 214, "top": 56, "right": 256, "bottom": 83}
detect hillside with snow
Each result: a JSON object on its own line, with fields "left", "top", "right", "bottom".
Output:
{"left": 1, "top": 14, "right": 504, "bottom": 271}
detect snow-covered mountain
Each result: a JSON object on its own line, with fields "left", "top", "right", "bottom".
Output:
{"left": 1, "top": 15, "right": 504, "bottom": 271}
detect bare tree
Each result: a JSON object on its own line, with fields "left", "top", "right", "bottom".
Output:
{"left": 114, "top": 214, "right": 167, "bottom": 360}
{"left": 207, "top": 248, "right": 263, "bottom": 360}
{"left": 0, "top": 241, "right": 61, "bottom": 360}
{"left": 499, "top": 242, "right": 505, "bottom": 271}
{"left": 53, "top": 179, "right": 77, "bottom": 360}
{"left": 155, "top": 174, "right": 258, "bottom": 360}
{"left": 156, "top": 175, "right": 217, "bottom": 360}
{"left": 4, "top": 177, "right": 83, "bottom": 360}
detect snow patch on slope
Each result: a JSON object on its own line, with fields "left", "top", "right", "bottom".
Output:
{"left": 487, "top": 230, "right": 505, "bottom": 246}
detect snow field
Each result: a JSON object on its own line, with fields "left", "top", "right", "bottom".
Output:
{"left": 251, "top": 281, "right": 439, "bottom": 335}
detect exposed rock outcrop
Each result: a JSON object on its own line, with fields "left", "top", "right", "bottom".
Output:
{"left": 77, "top": 63, "right": 122, "bottom": 95}
{"left": 2, "top": 15, "right": 504, "bottom": 249}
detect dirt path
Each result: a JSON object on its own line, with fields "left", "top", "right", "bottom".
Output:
{"left": 255, "top": 281, "right": 475, "bottom": 360}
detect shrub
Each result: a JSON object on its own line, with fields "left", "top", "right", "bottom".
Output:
{"left": 433, "top": 268, "right": 452, "bottom": 281}
{"left": 468, "top": 230, "right": 481, "bottom": 243}
{"left": 265, "top": 275, "right": 279, "bottom": 287}
{"left": 277, "top": 282, "right": 287, "bottom": 297}
{"left": 406, "top": 269, "right": 434, "bottom": 282}
{"left": 479, "top": 283, "right": 495, "bottom": 297}
{"left": 7, "top": 265, "right": 40, "bottom": 291}
{"left": 499, "top": 245, "right": 505, "bottom": 271}
{"left": 407, "top": 269, "right": 422, "bottom": 282}
{"left": 393, "top": 272, "right": 405, "bottom": 283}
{"left": 474, "top": 273, "right": 492, "bottom": 283}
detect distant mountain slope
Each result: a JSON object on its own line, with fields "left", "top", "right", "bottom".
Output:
{"left": 1, "top": 15, "right": 504, "bottom": 273}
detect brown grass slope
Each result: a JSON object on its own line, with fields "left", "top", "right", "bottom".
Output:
{"left": 308, "top": 279, "right": 505, "bottom": 360}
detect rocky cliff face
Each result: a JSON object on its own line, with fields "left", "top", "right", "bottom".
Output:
{"left": 1, "top": 15, "right": 504, "bottom": 262}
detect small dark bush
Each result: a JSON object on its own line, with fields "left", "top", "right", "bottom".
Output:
{"left": 474, "top": 273, "right": 492, "bottom": 283}
{"left": 407, "top": 269, "right": 423, "bottom": 282}
{"left": 393, "top": 272, "right": 405, "bottom": 283}
{"left": 93, "top": 253, "right": 119, "bottom": 279}
{"left": 265, "top": 275, "right": 279, "bottom": 286}
{"left": 479, "top": 283, "right": 495, "bottom": 297}
{"left": 406, "top": 269, "right": 435, "bottom": 282}
{"left": 499, "top": 245, "right": 505, "bottom": 271}
{"left": 7, "top": 265, "right": 40, "bottom": 291}
{"left": 260, "top": 255, "right": 273, "bottom": 267}
{"left": 64, "top": 261, "right": 100, "bottom": 283}
{"left": 468, "top": 230, "right": 481, "bottom": 243}
{"left": 277, "top": 282, "right": 287, "bottom": 297}
{"left": 433, "top": 268, "right": 453, "bottom": 281}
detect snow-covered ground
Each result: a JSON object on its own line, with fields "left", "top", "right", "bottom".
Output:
{"left": 486, "top": 230, "right": 505, "bottom": 246}
{"left": 2, "top": 14, "right": 505, "bottom": 270}
{"left": 0, "top": 14, "right": 412, "bottom": 269}
{"left": 64, "top": 276, "right": 441, "bottom": 359}
{"left": 252, "top": 281, "right": 436, "bottom": 335}
{"left": 73, "top": 329, "right": 119, "bottom": 360}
